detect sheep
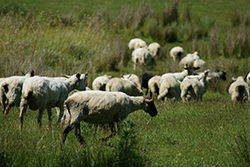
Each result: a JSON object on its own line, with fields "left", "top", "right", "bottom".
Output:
{"left": 179, "top": 54, "right": 194, "bottom": 69}
{"left": 157, "top": 75, "right": 181, "bottom": 101}
{"left": 106, "top": 78, "right": 143, "bottom": 96}
{"left": 92, "top": 75, "right": 111, "bottom": 91}
{"left": 128, "top": 38, "right": 147, "bottom": 50}
{"left": 132, "top": 48, "right": 152, "bottom": 70}
{"left": 1, "top": 76, "right": 30, "bottom": 116}
{"left": 170, "top": 46, "right": 185, "bottom": 62}
{"left": 193, "top": 59, "right": 206, "bottom": 71}
{"left": 148, "top": 75, "right": 161, "bottom": 99}
{"left": 161, "top": 66, "right": 200, "bottom": 82}
{"left": 228, "top": 76, "right": 249, "bottom": 102}
{"left": 181, "top": 70, "right": 210, "bottom": 101}
{"left": 148, "top": 42, "right": 161, "bottom": 58}
{"left": 120, "top": 74, "right": 141, "bottom": 89}
{"left": 19, "top": 73, "right": 86, "bottom": 129}
{"left": 139, "top": 72, "right": 155, "bottom": 95}
{"left": 0, "top": 70, "right": 35, "bottom": 116}
{"left": 61, "top": 91, "right": 157, "bottom": 145}
{"left": 206, "top": 70, "right": 227, "bottom": 91}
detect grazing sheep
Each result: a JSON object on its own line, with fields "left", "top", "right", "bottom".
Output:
{"left": 148, "top": 42, "right": 161, "bottom": 58}
{"left": 170, "top": 46, "right": 185, "bottom": 62}
{"left": 128, "top": 38, "right": 147, "bottom": 50}
{"left": 207, "top": 70, "right": 227, "bottom": 91}
{"left": 19, "top": 73, "right": 86, "bottom": 129}
{"left": 120, "top": 74, "right": 141, "bottom": 89}
{"left": 132, "top": 48, "right": 152, "bottom": 70}
{"left": 161, "top": 66, "right": 200, "bottom": 82}
{"left": 92, "top": 75, "right": 111, "bottom": 91}
{"left": 106, "top": 78, "right": 143, "bottom": 96}
{"left": 181, "top": 70, "right": 210, "bottom": 101}
{"left": 61, "top": 91, "right": 157, "bottom": 145}
{"left": 158, "top": 75, "right": 181, "bottom": 101}
{"left": 139, "top": 72, "right": 155, "bottom": 95}
{"left": 228, "top": 76, "right": 249, "bottom": 102}
{"left": 148, "top": 76, "right": 161, "bottom": 99}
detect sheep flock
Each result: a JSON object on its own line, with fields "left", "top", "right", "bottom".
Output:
{"left": 2, "top": 37, "right": 250, "bottom": 146}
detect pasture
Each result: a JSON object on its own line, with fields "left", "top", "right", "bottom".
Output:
{"left": 1, "top": 0, "right": 250, "bottom": 166}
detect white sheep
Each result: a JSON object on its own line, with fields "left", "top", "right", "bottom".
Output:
{"left": 157, "top": 75, "right": 181, "bottom": 101}
{"left": 181, "top": 70, "right": 210, "bottom": 101}
{"left": 61, "top": 91, "right": 157, "bottom": 145}
{"left": 128, "top": 38, "right": 147, "bottom": 50}
{"left": 170, "top": 46, "right": 185, "bottom": 62}
{"left": 92, "top": 75, "right": 111, "bottom": 91}
{"left": 193, "top": 59, "right": 206, "bottom": 71}
{"left": 228, "top": 76, "right": 249, "bottom": 102}
{"left": 106, "top": 78, "right": 143, "bottom": 96}
{"left": 148, "top": 75, "right": 161, "bottom": 99}
{"left": 0, "top": 76, "right": 30, "bottom": 116}
{"left": 148, "top": 42, "right": 161, "bottom": 58}
{"left": 0, "top": 70, "right": 35, "bottom": 116}
{"left": 19, "top": 73, "right": 86, "bottom": 129}
{"left": 120, "top": 74, "right": 141, "bottom": 89}
{"left": 161, "top": 66, "right": 200, "bottom": 82}
{"left": 132, "top": 48, "right": 152, "bottom": 70}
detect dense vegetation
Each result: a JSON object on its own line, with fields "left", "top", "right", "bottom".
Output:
{"left": 1, "top": 0, "right": 250, "bottom": 166}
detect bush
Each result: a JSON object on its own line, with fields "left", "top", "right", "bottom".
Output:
{"left": 162, "top": 0, "right": 179, "bottom": 26}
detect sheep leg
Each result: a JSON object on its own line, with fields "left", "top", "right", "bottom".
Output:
{"left": 3, "top": 103, "right": 13, "bottom": 117}
{"left": 61, "top": 123, "right": 75, "bottom": 144}
{"left": 1, "top": 95, "right": 7, "bottom": 114}
{"left": 100, "top": 123, "right": 116, "bottom": 142}
{"left": 57, "top": 106, "right": 64, "bottom": 124}
{"left": 47, "top": 108, "right": 52, "bottom": 127}
{"left": 19, "top": 105, "right": 27, "bottom": 130}
{"left": 37, "top": 109, "right": 45, "bottom": 128}
{"left": 74, "top": 123, "right": 87, "bottom": 145}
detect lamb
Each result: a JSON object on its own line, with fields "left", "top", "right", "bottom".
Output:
{"left": 128, "top": 38, "right": 147, "bottom": 50}
{"left": 170, "top": 46, "right": 185, "bottom": 62}
{"left": 157, "top": 75, "right": 181, "bottom": 101}
{"left": 92, "top": 75, "right": 111, "bottom": 91}
{"left": 161, "top": 66, "right": 200, "bottom": 82}
{"left": 120, "top": 74, "right": 141, "bottom": 89}
{"left": 207, "top": 70, "right": 227, "bottom": 91}
{"left": 19, "top": 73, "right": 86, "bottom": 129}
{"left": 148, "top": 76, "right": 161, "bottom": 99}
{"left": 181, "top": 70, "right": 210, "bottom": 101}
{"left": 105, "top": 78, "right": 143, "bottom": 96}
{"left": 148, "top": 42, "right": 161, "bottom": 58}
{"left": 179, "top": 51, "right": 199, "bottom": 69}
{"left": 228, "top": 76, "right": 249, "bottom": 102}
{"left": 132, "top": 48, "right": 152, "bottom": 70}
{"left": 139, "top": 72, "right": 155, "bottom": 95}
{"left": 61, "top": 91, "right": 157, "bottom": 145}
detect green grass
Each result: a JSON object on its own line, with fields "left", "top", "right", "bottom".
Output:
{"left": 1, "top": 92, "right": 250, "bottom": 166}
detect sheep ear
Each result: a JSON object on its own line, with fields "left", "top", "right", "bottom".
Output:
{"left": 61, "top": 74, "right": 70, "bottom": 79}
{"left": 194, "top": 67, "right": 200, "bottom": 70}
{"left": 85, "top": 72, "right": 88, "bottom": 76}
{"left": 76, "top": 73, "right": 81, "bottom": 79}
{"left": 232, "top": 77, "right": 237, "bottom": 81}
{"left": 30, "top": 70, "right": 35, "bottom": 77}
{"left": 144, "top": 96, "right": 153, "bottom": 102}
{"left": 21, "top": 70, "right": 25, "bottom": 75}
{"left": 120, "top": 74, "right": 123, "bottom": 78}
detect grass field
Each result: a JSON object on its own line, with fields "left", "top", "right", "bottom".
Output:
{"left": 1, "top": 0, "right": 250, "bottom": 166}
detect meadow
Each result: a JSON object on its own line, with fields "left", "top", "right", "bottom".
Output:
{"left": 1, "top": 0, "right": 250, "bottom": 166}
